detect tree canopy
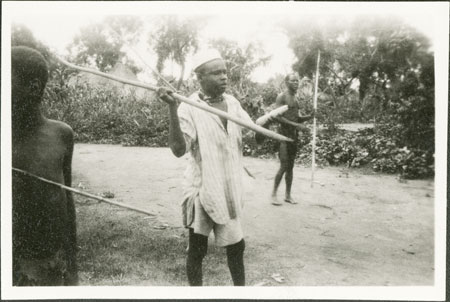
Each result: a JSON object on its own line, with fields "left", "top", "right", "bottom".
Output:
{"left": 148, "top": 16, "right": 204, "bottom": 89}
{"left": 282, "top": 16, "right": 434, "bottom": 150}
{"left": 67, "top": 16, "right": 143, "bottom": 73}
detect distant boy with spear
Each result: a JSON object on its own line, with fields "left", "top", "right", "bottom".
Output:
{"left": 11, "top": 46, "right": 78, "bottom": 285}
{"left": 271, "top": 73, "right": 315, "bottom": 205}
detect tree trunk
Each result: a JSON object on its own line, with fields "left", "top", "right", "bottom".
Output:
{"left": 177, "top": 62, "right": 185, "bottom": 90}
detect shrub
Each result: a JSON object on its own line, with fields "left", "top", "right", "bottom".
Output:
{"left": 42, "top": 77, "right": 169, "bottom": 147}
{"left": 296, "top": 127, "right": 434, "bottom": 179}
{"left": 371, "top": 147, "right": 434, "bottom": 179}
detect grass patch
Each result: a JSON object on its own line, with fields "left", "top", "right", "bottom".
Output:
{"left": 76, "top": 196, "right": 186, "bottom": 286}
{"left": 75, "top": 195, "right": 254, "bottom": 286}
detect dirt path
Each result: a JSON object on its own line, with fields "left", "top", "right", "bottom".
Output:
{"left": 73, "top": 143, "right": 434, "bottom": 286}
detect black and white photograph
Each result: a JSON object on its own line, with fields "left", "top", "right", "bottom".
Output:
{"left": 1, "top": 1, "right": 448, "bottom": 300}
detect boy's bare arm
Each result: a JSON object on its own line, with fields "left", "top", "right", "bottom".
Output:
{"left": 62, "top": 126, "right": 78, "bottom": 285}
{"left": 157, "top": 88, "right": 186, "bottom": 157}
{"left": 298, "top": 113, "right": 314, "bottom": 123}
{"left": 274, "top": 116, "right": 309, "bottom": 131}
{"left": 168, "top": 103, "right": 186, "bottom": 157}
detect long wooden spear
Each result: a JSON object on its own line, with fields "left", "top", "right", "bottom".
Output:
{"left": 55, "top": 56, "right": 292, "bottom": 143}
{"left": 311, "top": 50, "right": 321, "bottom": 188}
{"left": 12, "top": 167, "right": 156, "bottom": 217}
{"left": 107, "top": 25, "right": 177, "bottom": 91}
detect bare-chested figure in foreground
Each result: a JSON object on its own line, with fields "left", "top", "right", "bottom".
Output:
{"left": 12, "top": 46, "right": 78, "bottom": 286}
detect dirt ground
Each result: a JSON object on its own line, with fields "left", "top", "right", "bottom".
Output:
{"left": 73, "top": 143, "right": 435, "bottom": 286}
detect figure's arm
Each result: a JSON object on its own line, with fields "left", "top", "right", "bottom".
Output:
{"left": 298, "top": 113, "right": 315, "bottom": 123}
{"left": 253, "top": 121, "right": 268, "bottom": 144}
{"left": 168, "top": 103, "right": 187, "bottom": 157}
{"left": 62, "top": 126, "right": 78, "bottom": 285}
{"left": 158, "top": 88, "right": 186, "bottom": 157}
{"left": 275, "top": 116, "right": 306, "bottom": 128}
{"left": 276, "top": 110, "right": 315, "bottom": 129}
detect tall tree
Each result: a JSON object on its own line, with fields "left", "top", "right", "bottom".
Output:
{"left": 149, "top": 16, "right": 203, "bottom": 89}
{"left": 68, "top": 16, "right": 143, "bottom": 73}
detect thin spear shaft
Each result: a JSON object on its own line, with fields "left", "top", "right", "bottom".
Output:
{"left": 311, "top": 50, "right": 320, "bottom": 188}
{"left": 107, "top": 25, "right": 177, "bottom": 91}
{"left": 55, "top": 56, "right": 292, "bottom": 143}
{"left": 12, "top": 167, "right": 156, "bottom": 217}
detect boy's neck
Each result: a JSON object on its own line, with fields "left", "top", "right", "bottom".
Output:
{"left": 12, "top": 105, "right": 45, "bottom": 137}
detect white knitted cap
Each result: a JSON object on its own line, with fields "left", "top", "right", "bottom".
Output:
{"left": 192, "top": 49, "right": 223, "bottom": 72}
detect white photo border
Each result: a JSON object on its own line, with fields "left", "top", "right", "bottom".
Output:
{"left": 1, "top": 1, "right": 448, "bottom": 300}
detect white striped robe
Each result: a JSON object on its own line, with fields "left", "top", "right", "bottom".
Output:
{"left": 179, "top": 92, "right": 253, "bottom": 226}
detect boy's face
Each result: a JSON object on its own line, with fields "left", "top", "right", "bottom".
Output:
{"left": 198, "top": 59, "right": 228, "bottom": 97}
{"left": 286, "top": 75, "right": 299, "bottom": 92}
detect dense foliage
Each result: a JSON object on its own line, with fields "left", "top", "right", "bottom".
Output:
{"left": 67, "top": 16, "right": 142, "bottom": 74}
{"left": 43, "top": 78, "right": 169, "bottom": 147}
{"left": 300, "top": 128, "right": 433, "bottom": 179}
{"left": 284, "top": 16, "right": 434, "bottom": 152}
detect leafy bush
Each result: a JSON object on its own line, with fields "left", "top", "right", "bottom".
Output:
{"left": 43, "top": 76, "right": 169, "bottom": 147}
{"left": 293, "top": 127, "right": 434, "bottom": 179}
{"left": 370, "top": 146, "right": 434, "bottom": 179}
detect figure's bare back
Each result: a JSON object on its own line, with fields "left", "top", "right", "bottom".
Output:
{"left": 13, "top": 119, "right": 71, "bottom": 179}
{"left": 12, "top": 118, "right": 74, "bottom": 258}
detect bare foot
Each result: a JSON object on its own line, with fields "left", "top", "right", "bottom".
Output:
{"left": 284, "top": 197, "right": 298, "bottom": 204}
{"left": 271, "top": 195, "right": 282, "bottom": 206}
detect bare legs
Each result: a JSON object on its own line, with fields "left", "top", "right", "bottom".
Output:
{"left": 272, "top": 142, "right": 297, "bottom": 205}
{"left": 186, "top": 229, "right": 245, "bottom": 286}
{"left": 226, "top": 239, "right": 245, "bottom": 286}
{"left": 186, "top": 229, "right": 208, "bottom": 286}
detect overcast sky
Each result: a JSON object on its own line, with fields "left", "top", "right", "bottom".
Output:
{"left": 5, "top": 2, "right": 440, "bottom": 83}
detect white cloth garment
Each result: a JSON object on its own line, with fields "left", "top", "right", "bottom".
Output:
{"left": 179, "top": 91, "right": 253, "bottom": 226}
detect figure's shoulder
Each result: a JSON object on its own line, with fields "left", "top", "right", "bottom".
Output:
{"left": 276, "top": 92, "right": 287, "bottom": 103}
{"left": 223, "top": 93, "right": 240, "bottom": 105}
{"left": 46, "top": 119, "right": 73, "bottom": 132}
{"left": 45, "top": 119, "right": 74, "bottom": 140}
{"left": 277, "top": 91, "right": 287, "bottom": 97}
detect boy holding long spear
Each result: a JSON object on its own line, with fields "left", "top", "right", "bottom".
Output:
{"left": 158, "top": 49, "right": 275, "bottom": 286}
